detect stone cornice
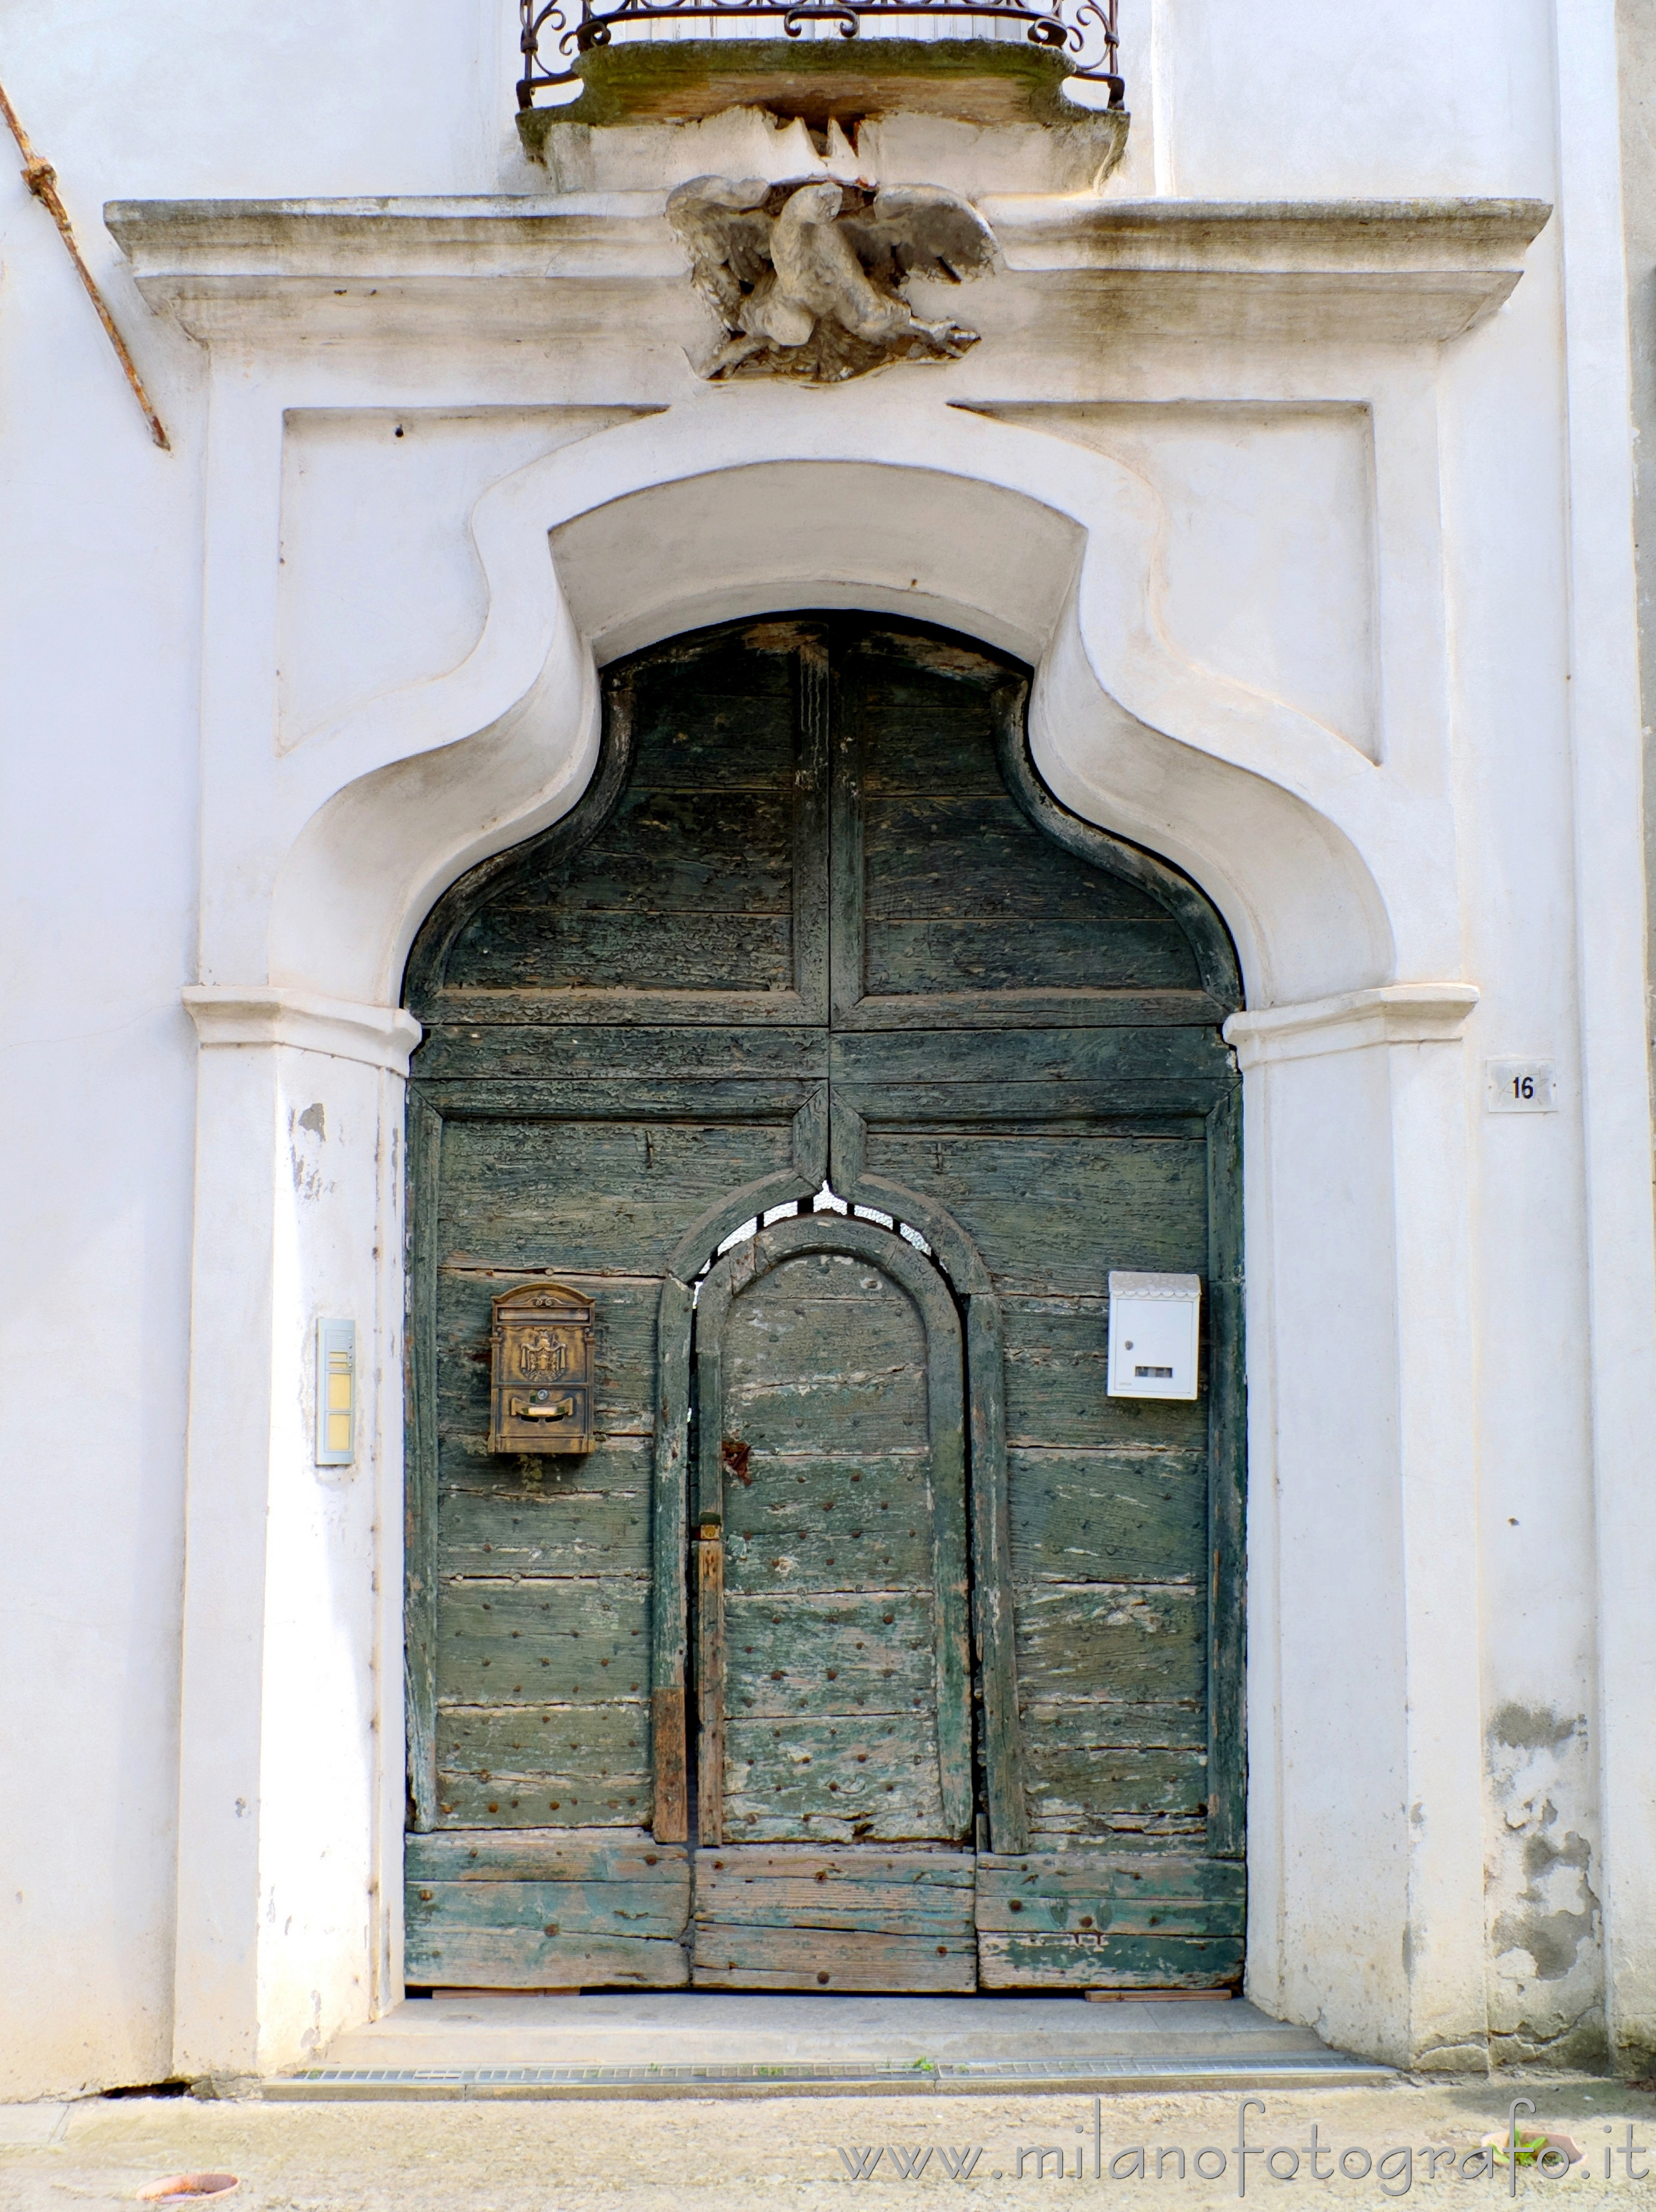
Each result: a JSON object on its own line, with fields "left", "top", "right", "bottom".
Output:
{"left": 981, "top": 195, "right": 1550, "bottom": 269}
{"left": 107, "top": 194, "right": 1551, "bottom": 350}
{"left": 183, "top": 986, "right": 423, "bottom": 1075}
{"left": 1223, "top": 983, "right": 1480, "bottom": 1068}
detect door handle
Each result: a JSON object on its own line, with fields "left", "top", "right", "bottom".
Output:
{"left": 509, "top": 1394, "right": 576, "bottom": 1421}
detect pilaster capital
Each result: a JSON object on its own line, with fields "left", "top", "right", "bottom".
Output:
{"left": 1223, "top": 983, "right": 1480, "bottom": 1069}
{"left": 183, "top": 985, "right": 422, "bottom": 1075}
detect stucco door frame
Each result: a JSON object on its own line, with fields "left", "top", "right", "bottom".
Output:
{"left": 152, "top": 267, "right": 1521, "bottom": 2068}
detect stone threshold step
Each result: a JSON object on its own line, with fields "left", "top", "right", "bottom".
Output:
{"left": 266, "top": 2052, "right": 1394, "bottom": 2102}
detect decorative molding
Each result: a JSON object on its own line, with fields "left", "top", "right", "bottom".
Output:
{"left": 981, "top": 195, "right": 1549, "bottom": 268}
{"left": 978, "top": 195, "right": 1551, "bottom": 345}
{"left": 183, "top": 985, "right": 423, "bottom": 1074}
{"left": 105, "top": 195, "right": 1551, "bottom": 351}
{"left": 1223, "top": 983, "right": 1480, "bottom": 1068}
{"left": 272, "top": 421, "right": 1406, "bottom": 1008}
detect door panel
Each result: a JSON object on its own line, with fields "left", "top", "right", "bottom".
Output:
{"left": 403, "top": 614, "right": 1246, "bottom": 1993}
{"left": 405, "top": 1830, "right": 690, "bottom": 1990}
{"left": 410, "top": 1086, "right": 822, "bottom": 1842}
{"left": 692, "top": 1218, "right": 973, "bottom": 1872}
{"left": 832, "top": 626, "right": 1221, "bottom": 1030}
{"left": 845, "top": 1115, "right": 1219, "bottom": 1849}
{"left": 433, "top": 1105, "right": 808, "bottom": 1274}
{"left": 975, "top": 1850, "right": 1245, "bottom": 1991}
{"left": 866, "top": 1128, "right": 1212, "bottom": 1294}
{"left": 410, "top": 619, "right": 829, "bottom": 1030}
{"left": 694, "top": 1846, "right": 977, "bottom": 1992}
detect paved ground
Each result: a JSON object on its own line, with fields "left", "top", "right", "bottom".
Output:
{"left": 3, "top": 2076, "right": 1655, "bottom": 2210}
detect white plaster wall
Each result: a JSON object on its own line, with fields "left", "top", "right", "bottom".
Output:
{"left": 970, "top": 402, "right": 1379, "bottom": 758}
{"left": 1156, "top": 0, "right": 1556, "bottom": 201}
{"left": 1251, "top": 1043, "right": 1411, "bottom": 2046}
{"left": 277, "top": 408, "right": 652, "bottom": 747}
{"left": 171, "top": 1030, "right": 406, "bottom": 2078}
{"left": 0, "top": 75, "right": 201, "bottom": 2105}
{"left": 1437, "top": 233, "right": 1605, "bottom": 2065}
{"left": 1, "top": 0, "right": 1653, "bottom": 2100}
{"left": 1623, "top": 0, "right": 1656, "bottom": 995}
{"left": 2, "top": 0, "right": 512, "bottom": 201}
{"left": 0, "top": 0, "right": 505, "bottom": 2100}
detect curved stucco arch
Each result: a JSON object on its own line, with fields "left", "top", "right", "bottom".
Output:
{"left": 267, "top": 403, "right": 1424, "bottom": 1013}
{"left": 182, "top": 396, "right": 1496, "bottom": 2086}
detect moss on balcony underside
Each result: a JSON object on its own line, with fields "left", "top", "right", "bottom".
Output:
{"left": 516, "top": 37, "right": 1115, "bottom": 138}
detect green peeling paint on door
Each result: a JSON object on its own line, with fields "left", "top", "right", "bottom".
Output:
{"left": 403, "top": 615, "right": 1245, "bottom": 1994}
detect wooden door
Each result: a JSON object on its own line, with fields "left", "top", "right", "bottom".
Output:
{"left": 688, "top": 1217, "right": 977, "bottom": 1990}
{"left": 401, "top": 615, "right": 1245, "bottom": 1995}
{"left": 824, "top": 625, "right": 1246, "bottom": 1986}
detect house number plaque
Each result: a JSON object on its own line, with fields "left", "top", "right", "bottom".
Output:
{"left": 488, "top": 1281, "right": 595, "bottom": 1455}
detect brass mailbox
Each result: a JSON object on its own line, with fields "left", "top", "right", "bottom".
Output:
{"left": 488, "top": 1282, "right": 595, "bottom": 1454}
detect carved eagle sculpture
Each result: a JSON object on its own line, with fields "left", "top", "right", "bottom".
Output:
{"left": 666, "top": 175, "right": 998, "bottom": 384}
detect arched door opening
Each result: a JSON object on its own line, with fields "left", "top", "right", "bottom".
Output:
{"left": 401, "top": 614, "right": 1245, "bottom": 1994}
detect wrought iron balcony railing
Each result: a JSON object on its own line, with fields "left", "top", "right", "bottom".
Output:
{"left": 518, "top": 0, "right": 1122, "bottom": 110}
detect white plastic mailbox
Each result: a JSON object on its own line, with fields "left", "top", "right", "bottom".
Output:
{"left": 1106, "top": 1272, "right": 1202, "bottom": 1400}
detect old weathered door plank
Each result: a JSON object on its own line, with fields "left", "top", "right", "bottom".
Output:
{"left": 403, "top": 613, "right": 1245, "bottom": 1992}
{"left": 694, "top": 1520, "right": 726, "bottom": 1848}
{"left": 406, "top": 1829, "right": 690, "bottom": 1990}
{"left": 975, "top": 1848, "right": 1245, "bottom": 1990}
{"left": 966, "top": 1290, "right": 1028, "bottom": 1855}
{"left": 827, "top": 621, "right": 1244, "bottom": 1982}
{"left": 695, "top": 1846, "right": 977, "bottom": 1992}
{"left": 405, "top": 1089, "right": 444, "bottom": 1833}
{"left": 650, "top": 1271, "right": 693, "bottom": 1844}
{"left": 402, "top": 623, "right": 835, "bottom": 1982}
{"left": 690, "top": 1215, "right": 972, "bottom": 1897}
{"left": 1204, "top": 1085, "right": 1247, "bottom": 1859}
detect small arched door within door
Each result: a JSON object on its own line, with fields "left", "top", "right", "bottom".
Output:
{"left": 401, "top": 615, "right": 1245, "bottom": 1996}
{"left": 690, "top": 1217, "right": 976, "bottom": 1988}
